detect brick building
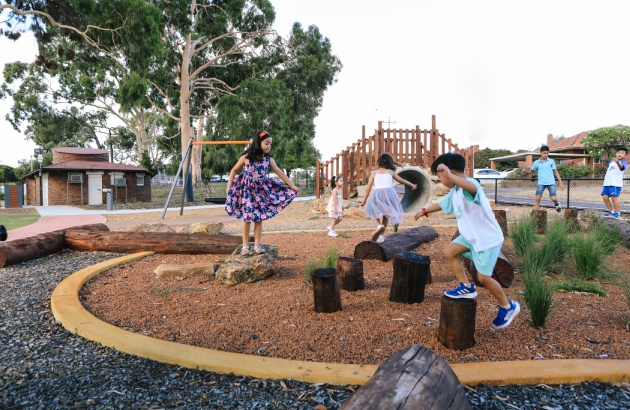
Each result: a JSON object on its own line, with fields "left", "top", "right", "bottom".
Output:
{"left": 23, "top": 147, "right": 150, "bottom": 206}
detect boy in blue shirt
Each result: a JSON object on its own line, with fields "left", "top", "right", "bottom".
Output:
{"left": 523, "top": 145, "right": 564, "bottom": 212}
{"left": 602, "top": 146, "right": 628, "bottom": 219}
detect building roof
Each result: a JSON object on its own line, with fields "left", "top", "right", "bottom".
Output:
{"left": 490, "top": 152, "right": 592, "bottom": 162}
{"left": 548, "top": 132, "right": 588, "bottom": 152}
{"left": 23, "top": 160, "right": 147, "bottom": 178}
{"left": 52, "top": 147, "right": 110, "bottom": 155}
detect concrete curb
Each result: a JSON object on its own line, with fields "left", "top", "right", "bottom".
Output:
{"left": 51, "top": 253, "right": 630, "bottom": 386}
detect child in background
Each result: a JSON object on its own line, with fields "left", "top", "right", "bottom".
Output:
{"left": 326, "top": 176, "right": 343, "bottom": 237}
{"left": 602, "top": 146, "right": 628, "bottom": 219}
{"left": 225, "top": 131, "right": 300, "bottom": 255}
{"left": 414, "top": 152, "right": 520, "bottom": 329}
{"left": 361, "top": 153, "right": 417, "bottom": 243}
{"left": 523, "top": 145, "right": 564, "bottom": 212}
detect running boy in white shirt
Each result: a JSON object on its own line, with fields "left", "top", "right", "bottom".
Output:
{"left": 602, "top": 146, "right": 628, "bottom": 219}
{"left": 414, "top": 152, "right": 520, "bottom": 329}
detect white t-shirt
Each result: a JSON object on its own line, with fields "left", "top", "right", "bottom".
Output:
{"left": 603, "top": 159, "right": 627, "bottom": 187}
{"left": 438, "top": 178, "right": 503, "bottom": 251}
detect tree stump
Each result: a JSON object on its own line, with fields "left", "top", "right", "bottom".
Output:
{"left": 531, "top": 209, "right": 547, "bottom": 234}
{"left": 340, "top": 344, "right": 472, "bottom": 409}
{"left": 452, "top": 231, "right": 514, "bottom": 288}
{"left": 438, "top": 295, "right": 476, "bottom": 350}
{"left": 336, "top": 257, "right": 364, "bottom": 291}
{"left": 389, "top": 253, "right": 431, "bottom": 304}
{"left": 564, "top": 208, "right": 579, "bottom": 232}
{"left": 492, "top": 209, "right": 508, "bottom": 236}
{"left": 312, "top": 268, "right": 342, "bottom": 313}
{"left": 354, "top": 226, "right": 438, "bottom": 261}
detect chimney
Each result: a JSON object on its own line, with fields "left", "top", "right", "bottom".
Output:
{"left": 547, "top": 134, "right": 553, "bottom": 146}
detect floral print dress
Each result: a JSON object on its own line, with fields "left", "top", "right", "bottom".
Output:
{"left": 225, "top": 156, "right": 298, "bottom": 222}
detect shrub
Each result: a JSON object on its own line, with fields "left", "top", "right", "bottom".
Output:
{"left": 523, "top": 270, "right": 554, "bottom": 328}
{"left": 510, "top": 215, "right": 538, "bottom": 259}
{"left": 587, "top": 219, "right": 620, "bottom": 257}
{"left": 556, "top": 164, "right": 593, "bottom": 178}
{"left": 570, "top": 234, "right": 608, "bottom": 280}
{"left": 324, "top": 246, "right": 339, "bottom": 268}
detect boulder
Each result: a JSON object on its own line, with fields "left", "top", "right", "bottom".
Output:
{"left": 343, "top": 207, "right": 369, "bottom": 219}
{"left": 179, "top": 222, "right": 223, "bottom": 235}
{"left": 215, "top": 244, "right": 278, "bottom": 285}
{"left": 129, "top": 223, "right": 176, "bottom": 233}
{"left": 154, "top": 262, "right": 219, "bottom": 278}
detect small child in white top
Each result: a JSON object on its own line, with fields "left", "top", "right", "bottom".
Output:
{"left": 414, "top": 152, "right": 520, "bottom": 329}
{"left": 361, "top": 153, "right": 417, "bottom": 242}
{"left": 601, "top": 146, "right": 628, "bottom": 219}
{"left": 326, "top": 176, "right": 343, "bottom": 237}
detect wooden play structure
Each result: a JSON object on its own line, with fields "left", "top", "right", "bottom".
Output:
{"left": 315, "top": 115, "right": 475, "bottom": 199}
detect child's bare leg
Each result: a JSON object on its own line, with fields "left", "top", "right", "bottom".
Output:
{"left": 550, "top": 194, "right": 559, "bottom": 206}
{"left": 602, "top": 195, "right": 613, "bottom": 211}
{"left": 242, "top": 222, "right": 251, "bottom": 247}
{"left": 444, "top": 242, "right": 470, "bottom": 285}
{"left": 534, "top": 195, "right": 542, "bottom": 211}
{"left": 611, "top": 197, "right": 621, "bottom": 213}
{"left": 477, "top": 274, "right": 510, "bottom": 307}
{"left": 331, "top": 217, "right": 341, "bottom": 230}
{"left": 253, "top": 222, "right": 263, "bottom": 247}
{"left": 381, "top": 216, "right": 389, "bottom": 230}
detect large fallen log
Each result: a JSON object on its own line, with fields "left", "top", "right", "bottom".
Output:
{"left": 0, "top": 223, "right": 109, "bottom": 268}
{"left": 353, "top": 226, "right": 439, "bottom": 262}
{"left": 340, "top": 344, "right": 471, "bottom": 409}
{"left": 64, "top": 230, "right": 243, "bottom": 254}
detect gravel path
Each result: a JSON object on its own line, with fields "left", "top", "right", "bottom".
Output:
{"left": 2, "top": 250, "right": 630, "bottom": 409}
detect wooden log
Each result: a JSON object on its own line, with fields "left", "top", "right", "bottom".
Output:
{"left": 336, "top": 256, "right": 364, "bottom": 291}
{"left": 389, "top": 252, "right": 431, "bottom": 304}
{"left": 492, "top": 209, "right": 508, "bottom": 236}
{"left": 340, "top": 344, "right": 472, "bottom": 409}
{"left": 0, "top": 223, "right": 109, "bottom": 268}
{"left": 452, "top": 230, "right": 514, "bottom": 288}
{"left": 354, "top": 226, "right": 439, "bottom": 262}
{"left": 531, "top": 209, "right": 547, "bottom": 234}
{"left": 312, "top": 268, "right": 342, "bottom": 313}
{"left": 438, "top": 295, "right": 476, "bottom": 350}
{"left": 64, "top": 230, "right": 242, "bottom": 254}
{"left": 564, "top": 208, "right": 579, "bottom": 232}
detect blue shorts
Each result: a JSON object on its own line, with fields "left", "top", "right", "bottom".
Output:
{"left": 453, "top": 235, "right": 503, "bottom": 276}
{"left": 601, "top": 186, "right": 622, "bottom": 197}
{"left": 535, "top": 184, "right": 557, "bottom": 196}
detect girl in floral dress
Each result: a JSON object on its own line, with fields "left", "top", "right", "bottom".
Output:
{"left": 225, "top": 131, "right": 300, "bottom": 255}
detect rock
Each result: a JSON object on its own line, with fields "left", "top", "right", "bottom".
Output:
{"left": 154, "top": 262, "right": 218, "bottom": 278}
{"left": 215, "top": 244, "right": 278, "bottom": 285}
{"left": 433, "top": 183, "right": 450, "bottom": 196}
{"left": 129, "top": 223, "right": 176, "bottom": 233}
{"left": 343, "top": 207, "right": 368, "bottom": 219}
{"left": 179, "top": 222, "right": 223, "bottom": 235}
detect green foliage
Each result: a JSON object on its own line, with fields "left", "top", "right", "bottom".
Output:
{"left": 510, "top": 215, "right": 538, "bottom": 259}
{"left": 555, "top": 278, "right": 607, "bottom": 296}
{"left": 473, "top": 147, "right": 518, "bottom": 170}
{"left": 556, "top": 164, "right": 593, "bottom": 178}
{"left": 0, "top": 165, "right": 17, "bottom": 183}
{"left": 581, "top": 125, "right": 630, "bottom": 162}
{"left": 570, "top": 234, "right": 608, "bottom": 280}
{"left": 304, "top": 259, "right": 324, "bottom": 282}
{"left": 587, "top": 220, "right": 620, "bottom": 257}
{"left": 0, "top": 213, "right": 41, "bottom": 230}
{"left": 523, "top": 270, "right": 554, "bottom": 328}
{"left": 324, "top": 246, "right": 339, "bottom": 269}
{"left": 541, "top": 219, "right": 570, "bottom": 265}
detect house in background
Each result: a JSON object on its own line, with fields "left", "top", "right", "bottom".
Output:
{"left": 23, "top": 147, "right": 150, "bottom": 206}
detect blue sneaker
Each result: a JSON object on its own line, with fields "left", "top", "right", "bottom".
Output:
{"left": 493, "top": 300, "right": 521, "bottom": 329}
{"left": 613, "top": 212, "right": 622, "bottom": 219}
{"left": 444, "top": 282, "right": 478, "bottom": 299}
{"left": 603, "top": 211, "right": 614, "bottom": 218}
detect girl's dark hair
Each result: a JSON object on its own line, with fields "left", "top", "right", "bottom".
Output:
{"left": 431, "top": 152, "right": 466, "bottom": 174}
{"left": 377, "top": 153, "right": 401, "bottom": 171}
{"left": 245, "top": 131, "right": 271, "bottom": 162}
{"left": 330, "top": 175, "right": 342, "bottom": 189}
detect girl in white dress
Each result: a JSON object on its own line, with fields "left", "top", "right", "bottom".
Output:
{"left": 326, "top": 176, "right": 343, "bottom": 237}
{"left": 361, "top": 154, "right": 417, "bottom": 242}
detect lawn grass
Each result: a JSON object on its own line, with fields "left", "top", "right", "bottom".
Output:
{"left": 0, "top": 213, "right": 41, "bottom": 230}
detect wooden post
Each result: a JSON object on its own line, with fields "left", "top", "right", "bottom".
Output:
{"left": 438, "top": 295, "right": 476, "bottom": 350}
{"left": 389, "top": 253, "right": 431, "bottom": 304}
{"left": 315, "top": 160, "right": 321, "bottom": 198}
{"left": 336, "top": 257, "right": 364, "bottom": 291}
{"left": 312, "top": 268, "right": 342, "bottom": 313}
{"left": 531, "top": 209, "right": 547, "bottom": 234}
{"left": 493, "top": 209, "right": 508, "bottom": 236}
{"left": 564, "top": 209, "right": 579, "bottom": 232}
{"left": 340, "top": 345, "right": 472, "bottom": 410}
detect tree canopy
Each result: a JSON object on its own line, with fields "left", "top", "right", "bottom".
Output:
{"left": 473, "top": 147, "right": 517, "bottom": 171}
{"left": 581, "top": 125, "right": 630, "bottom": 162}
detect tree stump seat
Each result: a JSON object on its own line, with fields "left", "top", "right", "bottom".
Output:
{"left": 340, "top": 344, "right": 472, "bottom": 409}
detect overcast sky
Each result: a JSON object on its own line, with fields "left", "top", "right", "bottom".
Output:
{"left": 2, "top": 0, "right": 630, "bottom": 168}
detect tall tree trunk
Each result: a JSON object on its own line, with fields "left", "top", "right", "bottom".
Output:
{"left": 180, "top": 28, "right": 194, "bottom": 201}
{"left": 192, "top": 117, "right": 204, "bottom": 187}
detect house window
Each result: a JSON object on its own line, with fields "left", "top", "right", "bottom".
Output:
{"left": 110, "top": 172, "right": 123, "bottom": 185}
{"left": 136, "top": 173, "right": 145, "bottom": 186}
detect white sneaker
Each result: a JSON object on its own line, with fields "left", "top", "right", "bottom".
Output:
{"left": 326, "top": 225, "right": 332, "bottom": 231}
{"left": 371, "top": 225, "right": 385, "bottom": 241}
{"left": 328, "top": 230, "right": 338, "bottom": 237}
{"left": 377, "top": 235, "right": 385, "bottom": 243}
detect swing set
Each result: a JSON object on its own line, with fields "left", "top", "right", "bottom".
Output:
{"left": 160, "top": 139, "right": 250, "bottom": 219}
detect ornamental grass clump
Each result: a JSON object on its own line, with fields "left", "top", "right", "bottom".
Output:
{"left": 540, "top": 218, "right": 570, "bottom": 266}
{"left": 587, "top": 219, "right": 621, "bottom": 257}
{"left": 304, "top": 259, "right": 324, "bottom": 282}
{"left": 510, "top": 215, "right": 538, "bottom": 259}
{"left": 523, "top": 268, "right": 554, "bottom": 328}
{"left": 325, "top": 246, "right": 339, "bottom": 268}
{"left": 570, "top": 234, "right": 608, "bottom": 281}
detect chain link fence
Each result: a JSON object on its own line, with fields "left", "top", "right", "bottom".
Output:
{"left": 480, "top": 178, "right": 630, "bottom": 214}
